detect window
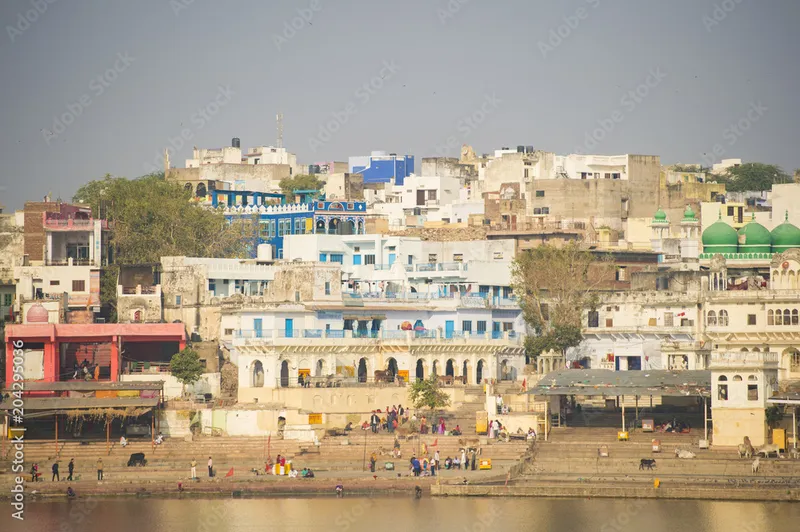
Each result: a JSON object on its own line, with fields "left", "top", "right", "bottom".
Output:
{"left": 388, "top": 246, "right": 396, "bottom": 251}
{"left": 208, "top": 281, "right": 216, "bottom": 293}
{"left": 612, "top": 173, "right": 621, "bottom": 179}
{"left": 330, "top": 254, "right": 344, "bottom": 264}
{"left": 428, "top": 254, "right": 438, "bottom": 263}
{"left": 224, "top": 328, "right": 234, "bottom": 336}
{"left": 588, "top": 311, "right": 599, "bottom": 328}
{"left": 718, "top": 310, "right": 729, "bottom": 326}
{"left": 768, "top": 309, "right": 774, "bottom": 325}
{"left": 747, "top": 385, "right": 759, "bottom": 401}
{"left": 615, "top": 267, "right": 627, "bottom": 281}
{"left": 50, "top": 280, "right": 60, "bottom": 286}
{"left": 784, "top": 309, "right": 792, "bottom": 326}
{"left": 727, "top": 206, "right": 734, "bottom": 216}
{"left": 353, "top": 255, "right": 362, "bottom": 265}
{"left": 259, "top": 222, "right": 269, "bottom": 238}
{"left": 604, "top": 173, "right": 611, "bottom": 179}
{"left": 664, "top": 312, "right": 674, "bottom": 327}
{"left": 541, "top": 207, "right": 550, "bottom": 215}
{"left": 72, "top": 280, "right": 86, "bottom": 292}
{"left": 747, "top": 314, "right": 757, "bottom": 325}
{"left": 718, "top": 384, "right": 728, "bottom": 401}
{"left": 503, "top": 287, "right": 512, "bottom": 298}
{"left": 354, "top": 246, "right": 360, "bottom": 252}
{"left": 776, "top": 310, "right": 783, "bottom": 326}
{"left": 175, "top": 295, "right": 182, "bottom": 306}
{"left": 3, "top": 294, "right": 11, "bottom": 306}
{"left": 453, "top": 254, "right": 463, "bottom": 262}
{"left": 477, "top": 321, "right": 487, "bottom": 334}
{"left": 427, "top": 190, "right": 437, "bottom": 201}
{"left": 793, "top": 310, "right": 799, "bottom": 326}
{"left": 524, "top": 168, "right": 529, "bottom": 179}
{"left": 319, "top": 253, "right": 328, "bottom": 262}
{"left": 325, "top": 282, "right": 331, "bottom": 295}
{"left": 364, "top": 254, "right": 376, "bottom": 265}
{"left": 707, "top": 310, "right": 717, "bottom": 326}
{"left": 535, "top": 190, "right": 545, "bottom": 198}
{"left": 462, "top": 321, "right": 472, "bottom": 333}
{"left": 605, "top": 318, "right": 614, "bottom": 327}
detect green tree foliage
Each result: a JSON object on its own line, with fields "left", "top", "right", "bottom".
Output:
{"left": 169, "top": 347, "right": 205, "bottom": 397}
{"left": 408, "top": 376, "right": 451, "bottom": 411}
{"left": 278, "top": 174, "right": 324, "bottom": 202}
{"left": 718, "top": 163, "right": 791, "bottom": 192}
{"left": 512, "top": 242, "right": 613, "bottom": 361}
{"left": 73, "top": 173, "right": 252, "bottom": 265}
{"left": 765, "top": 405, "right": 784, "bottom": 429}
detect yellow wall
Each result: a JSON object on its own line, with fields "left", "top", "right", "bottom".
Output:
{"left": 712, "top": 407, "right": 767, "bottom": 447}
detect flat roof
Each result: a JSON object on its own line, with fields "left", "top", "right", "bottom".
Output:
{"left": 5, "top": 322, "right": 186, "bottom": 340}
{"left": 767, "top": 383, "right": 800, "bottom": 405}
{"left": 0, "top": 397, "right": 159, "bottom": 413}
{"left": 528, "top": 369, "right": 711, "bottom": 397}
{"left": 2, "top": 381, "right": 163, "bottom": 392}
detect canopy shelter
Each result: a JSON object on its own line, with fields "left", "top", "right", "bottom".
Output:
{"left": 767, "top": 384, "right": 800, "bottom": 451}
{"left": 1, "top": 381, "right": 164, "bottom": 457}
{"left": 527, "top": 369, "right": 712, "bottom": 438}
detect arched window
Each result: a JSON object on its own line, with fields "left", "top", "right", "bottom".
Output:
{"left": 707, "top": 311, "right": 717, "bottom": 326}
{"left": 196, "top": 182, "right": 207, "bottom": 197}
{"left": 747, "top": 375, "right": 757, "bottom": 381}
{"left": 733, "top": 375, "right": 743, "bottom": 381}
{"left": 740, "top": 347, "right": 749, "bottom": 352}
{"left": 252, "top": 360, "right": 264, "bottom": 388}
{"left": 783, "top": 309, "right": 791, "bottom": 326}
{"left": 793, "top": 309, "right": 799, "bottom": 326}
{"left": 776, "top": 310, "right": 783, "bottom": 326}
{"left": 718, "top": 310, "right": 729, "bottom": 326}
{"left": 767, "top": 310, "right": 774, "bottom": 325}
{"left": 718, "top": 375, "right": 728, "bottom": 381}
{"left": 184, "top": 183, "right": 192, "bottom": 192}
{"left": 133, "top": 310, "right": 142, "bottom": 323}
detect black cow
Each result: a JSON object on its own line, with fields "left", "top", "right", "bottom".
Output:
{"left": 127, "top": 453, "right": 147, "bottom": 467}
{"left": 639, "top": 458, "right": 656, "bottom": 470}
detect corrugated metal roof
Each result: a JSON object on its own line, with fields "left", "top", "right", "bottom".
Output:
{"left": 528, "top": 369, "right": 711, "bottom": 397}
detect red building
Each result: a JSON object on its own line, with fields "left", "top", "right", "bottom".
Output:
{"left": 5, "top": 321, "right": 186, "bottom": 384}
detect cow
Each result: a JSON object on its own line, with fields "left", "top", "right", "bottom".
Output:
{"left": 737, "top": 443, "right": 753, "bottom": 459}
{"left": 374, "top": 370, "right": 389, "bottom": 383}
{"left": 756, "top": 444, "right": 781, "bottom": 458}
{"left": 639, "top": 458, "right": 657, "bottom": 470}
{"left": 127, "top": 453, "right": 147, "bottom": 467}
{"left": 437, "top": 375, "right": 454, "bottom": 386}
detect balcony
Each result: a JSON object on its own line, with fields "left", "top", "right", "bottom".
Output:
{"left": 232, "top": 328, "right": 523, "bottom": 346}
{"left": 45, "top": 258, "right": 94, "bottom": 266}
{"left": 43, "top": 218, "right": 110, "bottom": 231}
{"left": 709, "top": 351, "right": 780, "bottom": 369}
{"left": 118, "top": 285, "right": 161, "bottom": 296}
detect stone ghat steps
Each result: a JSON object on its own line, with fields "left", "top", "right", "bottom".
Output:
{"left": 530, "top": 457, "right": 800, "bottom": 475}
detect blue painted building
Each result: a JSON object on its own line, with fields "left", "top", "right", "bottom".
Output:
{"left": 349, "top": 151, "right": 414, "bottom": 186}
{"left": 217, "top": 190, "right": 367, "bottom": 259}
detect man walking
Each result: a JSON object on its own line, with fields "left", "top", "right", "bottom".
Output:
{"left": 96, "top": 458, "right": 104, "bottom": 481}
{"left": 370, "top": 411, "right": 379, "bottom": 434}
{"left": 191, "top": 458, "right": 197, "bottom": 480}
{"left": 52, "top": 461, "right": 60, "bottom": 482}
{"left": 208, "top": 456, "right": 213, "bottom": 478}
{"left": 67, "top": 458, "right": 75, "bottom": 481}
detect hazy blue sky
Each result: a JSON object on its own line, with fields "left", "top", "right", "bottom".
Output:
{"left": 1, "top": 0, "right": 799, "bottom": 210}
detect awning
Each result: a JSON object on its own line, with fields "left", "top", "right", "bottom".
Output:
{"left": 2, "top": 381, "right": 164, "bottom": 393}
{"left": 527, "top": 369, "right": 711, "bottom": 397}
{"left": 0, "top": 397, "right": 159, "bottom": 413}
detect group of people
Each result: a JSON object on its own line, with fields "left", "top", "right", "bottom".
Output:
{"left": 31, "top": 458, "right": 100, "bottom": 482}
{"left": 71, "top": 359, "right": 100, "bottom": 381}
{"left": 364, "top": 405, "right": 409, "bottom": 433}
{"left": 408, "top": 448, "right": 478, "bottom": 476}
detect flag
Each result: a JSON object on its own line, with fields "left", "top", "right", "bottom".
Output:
{"left": 432, "top": 438, "right": 438, "bottom": 447}
{"left": 225, "top": 468, "right": 234, "bottom": 478}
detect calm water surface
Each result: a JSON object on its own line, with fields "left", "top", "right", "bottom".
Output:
{"left": 3, "top": 497, "right": 799, "bottom": 532}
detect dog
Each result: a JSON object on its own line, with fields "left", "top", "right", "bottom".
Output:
{"left": 639, "top": 458, "right": 657, "bottom": 470}
{"left": 752, "top": 457, "right": 760, "bottom": 474}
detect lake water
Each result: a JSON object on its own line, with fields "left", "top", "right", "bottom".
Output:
{"left": 3, "top": 497, "right": 799, "bottom": 531}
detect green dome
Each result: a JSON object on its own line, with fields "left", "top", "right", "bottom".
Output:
{"left": 652, "top": 207, "right": 668, "bottom": 224}
{"left": 682, "top": 205, "right": 697, "bottom": 221}
{"left": 737, "top": 215, "right": 771, "bottom": 253}
{"left": 771, "top": 211, "right": 800, "bottom": 253}
{"left": 702, "top": 214, "right": 738, "bottom": 254}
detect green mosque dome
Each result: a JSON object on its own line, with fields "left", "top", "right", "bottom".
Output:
{"left": 682, "top": 205, "right": 697, "bottom": 221}
{"left": 702, "top": 213, "right": 738, "bottom": 254}
{"left": 737, "top": 214, "right": 771, "bottom": 254}
{"left": 652, "top": 207, "right": 667, "bottom": 223}
{"left": 771, "top": 211, "right": 800, "bottom": 253}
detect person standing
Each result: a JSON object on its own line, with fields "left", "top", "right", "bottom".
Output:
{"left": 208, "top": 457, "right": 213, "bottom": 478}
{"left": 190, "top": 458, "right": 197, "bottom": 480}
{"left": 52, "top": 461, "right": 60, "bottom": 482}
{"left": 96, "top": 458, "right": 104, "bottom": 481}
{"left": 434, "top": 450, "right": 440, "bottom": 472}
{"left": 370, "top": 411, "right": 379, "bottom": 434}
{"left": 461, "top": 448, "right": 467, "bottom": 471}
{"left": 67, "top": 459, "right": 75, "bottom": 481}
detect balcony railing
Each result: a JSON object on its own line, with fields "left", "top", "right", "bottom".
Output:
{"left": 45, "top": 259, "right": 94, "bottom": 266}
{"left": 233, "top": 328, "right": 522, "bottom": 344}
{"left": 43, "top": 218, "right": 110, "bottom": 230}
{"left": 709, "top": 351, "right": 780, "bottom": 368}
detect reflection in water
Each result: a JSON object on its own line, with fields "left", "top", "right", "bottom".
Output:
{"left": 3, "top": 497, "right": 799, "bottom": 532}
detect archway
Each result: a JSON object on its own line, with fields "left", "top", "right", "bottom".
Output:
{"left": 196, "top": 182, "right": 207, "bottom": 197}
{"left": 462, "top": 360, "right": 470, "bottom": 384}
{"left": 328, "top": 218, "right": 339, "bottom": 235}
{"left": 358, "top": 358, "right": 368, "bottom": 383}
{"left": 316, "top": 359, "right": 327, "bottom": 377}
{"left": 280, "top": 360, "right": 289, "bottom": 388}
{"left": 415, "top": 359, "right": 425, "bottom": 381}
{"left": 184, "top": 183, "right": 192, "bottom": 192}
{"left": 386, "top": 358, "right": 398, "bottom": 380}
{"left": 357, "top": 220, "right": 364, "bottom": 234}
{"left": 476, "top": 359, "right": 485, "bottom": 385}
{"left": 252, "top": 360, "right": 264, "bottom": 387}
{"left": 431, "top": 360, "right": 439, "bottom": 377}
{"left": 784, "top": 347, "right": 800, "bottom": 374}
{"left": 316, "top": 219, "right": 326, "bottom": 234}
{"left": 445, "top": 359, "right": 455, "bottom": 377}
{"left": 342, "top": 220, "right": 356, "bottom": 235}
{"left": 500, "top": 359, "right": 516, "bottom": 381}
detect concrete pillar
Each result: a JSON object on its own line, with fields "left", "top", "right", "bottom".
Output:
{"left": 43, "top": 341, "right": 56, "bottom": 382}
{"left": 46, "top": 233, "right": 53, "bottom": 264}
{"left": 89, "top": 231, "right": 95, "bottom": 264}
{"left": 110, "top": 337, "right": 119, "bottom": 382}
{"left": 5, "top": 340, "right": 14, "bottom": 385}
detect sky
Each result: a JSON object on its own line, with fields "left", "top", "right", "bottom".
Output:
{"left": 1, "top": 0, "right": 799, "bottom": 210}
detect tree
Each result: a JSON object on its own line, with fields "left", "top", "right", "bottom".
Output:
{"left": 717, "top": 163, "right": 791, "bottom": 192}
{"left": 73, "top": 172, "right": 252, "bottom": 265}
{"left": 169, "top": 347, "right": 205, "bottom": 398}
{"left": 278, "top": 174, "right": 324, "bottom": 202}
{"left": 511, "top": 242, "right": 613, "bottom": 361}
{"left": 408, "top": 377, "right": 450, "bottom": 411}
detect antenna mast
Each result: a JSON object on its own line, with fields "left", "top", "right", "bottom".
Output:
{"left": 276, "top": 112, "right": 284, "bottom": 149}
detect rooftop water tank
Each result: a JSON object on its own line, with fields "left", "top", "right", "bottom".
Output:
{"left": 257, "top": 244, "right": 273, "bottom": 261}
{"left": 232, "top": 137, "right": 240, "bottom": 148}
{"left": 517, "top": 145, "right": 525, "bottom": 153}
